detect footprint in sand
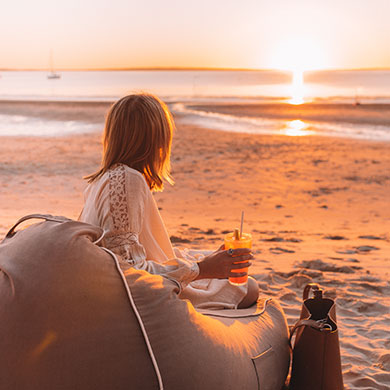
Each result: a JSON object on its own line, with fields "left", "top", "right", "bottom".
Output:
{"left": 279, "top": 292, "right": 299, "bottom": 303}
{"left": 262, "top": 237, "right": 284, "bottom": 242}
{"left": 269, "top": 247, "right": 295, "bottom": 254}
{"left": 336, "top": 249, "right": 357, "bottom": 255}
{"left": 358, "top": 235, "right": 385, "bottom": 240}
{"left": 288, "top": 273, "right": 313, "bottom": 289}
{"left": 170, "top": 235, "right": 191, "bottom": 244}
{"left": 335, "top": 246, "right": 379, "bottom": 255}
{"left": 355, "top": 245, "right": 380, "bottom": 253}
{"left": 297, "top": 259, "right": 362, "bottom": 273}
{"left": 376, "top": 354, "right": 390, "bottom": 371}
{"left": 324, "top": 235, "right": 347, "bottom": 240}
{"left": 200, "top": 229, "right": 216, "bottom": 235}
{"left": 263, "top": 237, "right": 302, "bottom": 243}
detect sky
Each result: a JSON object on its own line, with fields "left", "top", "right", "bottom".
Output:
{"left": 1, "top": 0, "right": 390, "bottom": 71}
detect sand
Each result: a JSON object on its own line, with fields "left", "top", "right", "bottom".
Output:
{"left": 0, "top": 101, "right": 389, "bottom": 389}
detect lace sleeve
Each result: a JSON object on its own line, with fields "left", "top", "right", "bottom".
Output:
{"left": 105, "top": 164, "right": 147, "bottom": 264}
{"left": 105, "top": 164, "right": 200, "bottom": 288}
{"left": 138, "top": 257, "right": 199, "bottom": 292}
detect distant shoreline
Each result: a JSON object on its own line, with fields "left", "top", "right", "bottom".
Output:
{"left": 1, "top": 99, "right": 390, "bottom": 107}
{"left": 1, "top": 67, "right": 390, "bottom": 72}
{"left": 2, "top": 98, "right": 390, "bottom": 109}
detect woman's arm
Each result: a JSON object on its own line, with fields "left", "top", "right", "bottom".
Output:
{"left": 196, "top": 246, "right": 253, "bottom": 280}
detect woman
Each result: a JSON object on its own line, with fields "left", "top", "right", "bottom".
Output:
{"left": 79, "top": 93, "right": 258, "bottom": 309}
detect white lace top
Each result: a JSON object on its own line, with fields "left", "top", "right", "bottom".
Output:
{"left": 79, "top": 163, "right": 199, "bottom": 290}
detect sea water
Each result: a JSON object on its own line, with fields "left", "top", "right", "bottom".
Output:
{"left": 0, "top": 69, "right": 389, "bottom": 139}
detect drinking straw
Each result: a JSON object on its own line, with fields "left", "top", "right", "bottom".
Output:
{"left": 240, "top": 211, "right": 244, "bottom": 239}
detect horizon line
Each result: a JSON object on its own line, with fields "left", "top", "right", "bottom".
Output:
{"left": 1, "top": 66, "right": 390, "bottom": 72}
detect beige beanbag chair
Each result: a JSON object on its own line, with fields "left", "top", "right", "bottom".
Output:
{"left": 0, "top": 215, "right": 290, "bottom": 390}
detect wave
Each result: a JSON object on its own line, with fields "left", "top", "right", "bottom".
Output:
{"left": 172, "top": 102, "right": 390, "bottom": 142}
{"left": 0, "top": 114, "right": 100, "bottom": 137}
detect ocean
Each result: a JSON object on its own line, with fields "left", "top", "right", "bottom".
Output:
{"left": 0, "top": 69, "right": 390, "bottom": 140}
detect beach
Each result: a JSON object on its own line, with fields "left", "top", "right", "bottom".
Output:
{"left": 0, "top": 101, "right": 389, "bottom": 389}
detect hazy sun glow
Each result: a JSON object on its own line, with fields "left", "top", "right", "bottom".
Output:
{"left": 270, "top": 36, "right": 329, "bottom": 72}
{"left": 1, "top": 1, "right": 390, "bottom": 70}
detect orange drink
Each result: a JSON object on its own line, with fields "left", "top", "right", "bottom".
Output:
{"left": 224, "top": 231, "right": 252, "bottom": 286}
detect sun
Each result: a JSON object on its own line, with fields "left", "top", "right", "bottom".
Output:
{"left": 269, "top": 36, "right": 328, "bottom": 104}
{"left": 270, "top": 35, "right": 328, "bottom": 72}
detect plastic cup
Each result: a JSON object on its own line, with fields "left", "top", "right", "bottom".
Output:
{"left": 224, "top": 232, "right": 252, "bottom": 286}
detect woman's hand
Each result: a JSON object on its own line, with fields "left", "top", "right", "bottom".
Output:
{"left": 195, "top": 245, "right": 253, "bottom": 280}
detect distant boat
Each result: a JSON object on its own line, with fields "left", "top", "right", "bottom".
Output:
{"left": 47, "top": 72, "right": 61, "bottom": 80}
{"left": 354, "top": 87, "right": 362, "bottom": 106}
{"left": 47, "top": 50, "right": 61, "bottom": 80}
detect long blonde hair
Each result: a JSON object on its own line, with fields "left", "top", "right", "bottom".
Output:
{"left": 85, "top": 93, "right": 174, "bottom": 191}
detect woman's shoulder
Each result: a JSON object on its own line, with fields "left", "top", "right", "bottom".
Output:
{"left": 106, "top": 163, "right": 142, "bottom": 180}
{"left": 85, "top": 163, "right": 149, "bottom": 196}
{"left": 108, "top": 163, "right": 149, "bottom": 192}
{"left": 110, "top": 163, "right": 143, "bottom": 178}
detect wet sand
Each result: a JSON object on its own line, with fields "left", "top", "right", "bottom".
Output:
{"left": 187, "top": 102, "right": 390, "bottom": 127}
{"left": 0, "top": 101, "right": 389, "bottom": 389}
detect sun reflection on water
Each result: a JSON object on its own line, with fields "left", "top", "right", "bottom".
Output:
{"left": 289, "top": 69, "right": 305, "bottom": 105}
{"left": 283, "top": 119, "right": 314, "bottom": 136}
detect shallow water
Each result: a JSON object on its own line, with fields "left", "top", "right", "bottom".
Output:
{"left": 1, "top": 69, "right": 390, "bottom": 139}
{"left": 1, "top": 98, "right": 390, "bottom": 141}
{"left": 173, "top": 102, "right": 390, "bottom": 141}
{"left": 0, "top": 113, "right": 100, "bottom": 137}
{"left": 1, "top": 69, "right": 389, "bottom": 102}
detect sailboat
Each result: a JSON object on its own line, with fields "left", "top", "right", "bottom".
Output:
{"left": 47, "top": 50, "right": 61, "bottom": 79}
